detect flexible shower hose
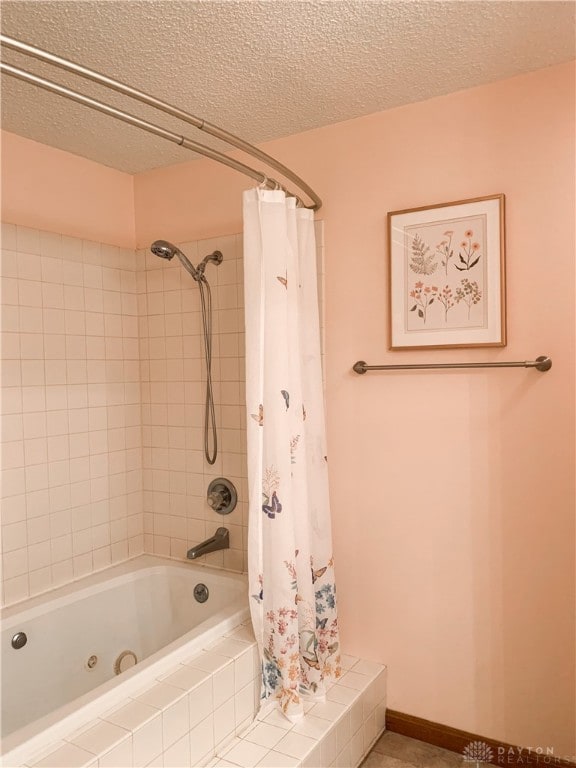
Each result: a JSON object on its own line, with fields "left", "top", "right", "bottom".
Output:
{"left": 197, "top": 276, "right": 218, "bottom": 465}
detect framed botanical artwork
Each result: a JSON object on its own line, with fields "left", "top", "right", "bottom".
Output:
{"left": 388, "top": 194, "right": 506, "bottom": 350}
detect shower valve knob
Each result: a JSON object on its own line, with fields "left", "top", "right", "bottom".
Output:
{"left": 206, "top": 478, "right": 237, "bottom": 515}
{"left": 207, "top": 490, "right": 225, "bottom": 508}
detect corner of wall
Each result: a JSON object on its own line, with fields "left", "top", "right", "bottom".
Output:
{"left": 1, "top": 130, "right": 136, "bottom": 249}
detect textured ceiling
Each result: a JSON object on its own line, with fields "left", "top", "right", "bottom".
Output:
{"left": 1, "top": 1, "right": 575, "bottom": 174}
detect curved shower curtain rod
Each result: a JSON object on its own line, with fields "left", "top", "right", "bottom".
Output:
{"left": 0, "top": 34, "right": 322, "bottom": 211}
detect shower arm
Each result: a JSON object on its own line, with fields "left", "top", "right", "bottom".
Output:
{"left": 0, "top": 34, "right": 322, "bottom": 211}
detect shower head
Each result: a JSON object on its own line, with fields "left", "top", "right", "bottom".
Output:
{"left": 150, "top": 240, "right": 178, "bottom": 260}
{"left": 150, "top": 239, "right": 199, "bottom": 280}
{"left": 150, "top": 240, "right": 223, "bottom": 282}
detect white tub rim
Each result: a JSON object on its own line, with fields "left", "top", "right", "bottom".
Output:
{"left": 1, "top": 553, "right": 243, "bottom": 622}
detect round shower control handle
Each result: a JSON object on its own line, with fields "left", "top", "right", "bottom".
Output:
{"left": 206, "top": 478, "right": 237, "bottom": 515}
{"left": 207, "top": 490, "right": 225, "bottom": 508}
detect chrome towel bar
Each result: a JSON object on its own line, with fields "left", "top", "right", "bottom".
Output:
{"left": 352, "top": 356, "right": 552, "bottom": 374}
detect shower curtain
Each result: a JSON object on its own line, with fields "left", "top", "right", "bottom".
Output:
{"left": 243, "top": 188, "right": 341, "bottom": 721}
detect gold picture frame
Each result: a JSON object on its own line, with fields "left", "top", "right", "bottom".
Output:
{"left": 388, "top": 194, "right": 506, "bottom": 350}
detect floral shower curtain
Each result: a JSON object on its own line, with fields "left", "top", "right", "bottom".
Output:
{"left": 243, "top": 187, "right": 341, "bottom": 721}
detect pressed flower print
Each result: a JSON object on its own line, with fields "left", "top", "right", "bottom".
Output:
{"left": 404, "top": 214, "right": 487, "bottom": 333}
{"left": 389, "top": 195, "right": 505, "bottom": 349}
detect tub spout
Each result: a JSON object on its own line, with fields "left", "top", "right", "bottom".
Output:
{"left": 187, "top": 527, "right": 229, "bottom": 560}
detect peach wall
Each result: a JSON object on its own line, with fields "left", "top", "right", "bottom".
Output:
{"left": 1, "top": 131, "right": 135, "bottom": 248}
{"left": 134, "top": 62, "right": 576, "bottom": 755}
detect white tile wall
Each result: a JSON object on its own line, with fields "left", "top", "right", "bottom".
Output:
{"left": 138, "top": 234, "right": 249, "bottom": 572}
{"left": 1, "top": 223, "right": 143, "bottom": 606}
{"left": 1, "top": 221, "right": 325, "bottom": 601}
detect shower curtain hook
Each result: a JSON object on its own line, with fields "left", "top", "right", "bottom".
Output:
{"left": 258, "top": 176, "right": 285, "bottom": 194}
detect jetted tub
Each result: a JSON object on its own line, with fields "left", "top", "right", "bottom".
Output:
{"left": 1, "top": 555, "right": 248, "bottom": 764}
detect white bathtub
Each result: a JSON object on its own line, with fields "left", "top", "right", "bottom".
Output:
{"left": 1, "top": 555, "right": 249, "bottom": 765}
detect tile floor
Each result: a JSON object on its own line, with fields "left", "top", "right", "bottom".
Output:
{"left": 362, "top": 732, "right": 463, "bottom": 768}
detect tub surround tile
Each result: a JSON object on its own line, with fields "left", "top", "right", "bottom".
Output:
{"left": 143, "top": 756, "right": 163, "bottom": 768}
{"left": 292, "top": 714, "right": 333, "bottom": 740}
{"left": 340, "top": 655, "right": 360, "bottom": 671}
{"left": 131, "top": 715, "right": 163, "bottom": 767}
{"left": 162, "top": 732, "right": 191, "bottom": 768}
{"left": 213, "top": 661, "right": 235, "bottom": 708}
{"left": 188, "top": 714, "right": 215, "bottom": 766}
{"left": 301, "top": 743, "right": 323, "bottom": 768}
{"left": 327, "top": 684, "right": 362, "bottom": 706}
{"left": 321, "top": 726, "right": 339, "bottom": 766}
{"left": 98, "top": 735, "right": 133, "bottom": 768}
{"left": 187, "top": 650, "right": 233, "bottom": 674}
{"left": 161, "top": 661, "right": 210, "bottom": 691}
{"left": 8, "top": 622, "right": 385, "bottom": 768}
{"left": 235, "top": 717, "right": 256, "bottom": 742}
{"left": 340, "top": 671, "right": 373, "bottom": 692}
{"left": 335, "top": 744, "right": 353, "bottom": 767}
{"left": 67, "top": 719, "right": 130, "bottom": 755}
{"left": 261, "top": 709, "right": 295, "bottom": 732}
{"left": 22, "top": 739, "right": 69, "bottom": 767}
{"left": 352, "top": 660, "right": 385, "bottom": 678}
{"left": 234, "top": 681, "right": 258, "bottom": 728}
{"left": 189, "top": 677, "right": 215, "bottom": 729}
{"left": 308, "top": 700, "right": 348, "bottom": 722}
{"left": 365, "top": 710, "right": 378, "bottom": 746}
{"left": 221, "top": 738, "right": 270, "bottom": 766}
{"left": 336, "top": 713, "right": 351, "bottom": 753}
{"left": 4, "top": 575, "right": 29, "bottom": 603}
{"left": 30, "top": 741, "right": 94, "bottom": 768}
{"left": 350, "top": 728, "right": 365, "bottom": 766}
{"left": 256, "top": 750, "right": 302, "bottom": 767}
{"left": 136, "top": 680, "right": 187, "bottom": 710}
{"left": 162, "top": 695, "right": 190, "bottom": 749}
{"left": 208, "top": 637, "right": 253, "bottom": 658}
{"left": 274, "top": 731, "right": 317, "bottom": 760}
{"left": 350, "top": 699, "right": 364, "bottom": 737}
{"left": 234, "top": 646, "right": 260, "bottom": 692}
{"left": 103, "top": 698, "right": 160, "bottom": 731}
{"left": 243, "top": 722, "right": 287, "bottom": 749}
{"left": 214, "top": 697, "right": 236, "bottom": 748}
